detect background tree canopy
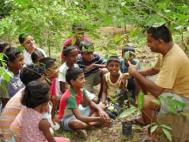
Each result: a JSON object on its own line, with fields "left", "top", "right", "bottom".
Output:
{"left": 0, "top": 0, "right": 189, "bottom": 57}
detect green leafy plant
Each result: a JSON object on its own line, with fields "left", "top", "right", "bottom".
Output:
{"left": 0, "top": 53, "right": 11, "bottom": 95}
{"left": 119, "top": 91, "right": 144, "bottom": 119}
{"left": 1, "top": 0, "right": 189, "bottom": 58}
{"left": 149, "top": 122, "right": 172, "bottom": 142}
{"left": 159, "top": 95, "right": 186, "bottom": 114}
{"left": 118, "top": 91, "right": 175, "bottom": 141}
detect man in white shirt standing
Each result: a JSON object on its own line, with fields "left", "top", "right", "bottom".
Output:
{"left": 18, "top": 33, "right": 46, "bottom": 65}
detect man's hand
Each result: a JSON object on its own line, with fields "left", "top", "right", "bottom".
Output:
{"left": 128, "top": 61, "right": 137, "bottom": 75}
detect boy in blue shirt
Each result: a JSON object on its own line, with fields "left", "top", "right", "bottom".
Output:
{"left": 0, "top": 47, "right": 24, "bottom": 107}
{"left": 77, "top": 41, "right": 106, "bottom": 95}
{"left": 120, "top": 44, "right": 140, "bottom": 98}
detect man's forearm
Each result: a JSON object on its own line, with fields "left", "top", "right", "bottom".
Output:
{"left": 132, "top": 71, "right": 163, "bottom": 97}
{"left": 139, "top": 68, "right": 159, "bottom": 76}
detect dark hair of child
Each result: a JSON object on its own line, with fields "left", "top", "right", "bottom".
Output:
{"left": 21, "top": 80, "right": 49, "bottom": 108}
{"left": 63, "top": 46, "right": 77, "bottom": 57}
{"left": 107, "top": 56, "right": 120, "bottom": 65}
{"left": 72, "top": 23, "right": 85, "bottom": 33}
{"left": 20, "top": 64, "right": 46, "bottom": 85}
{"left": 3, "top": 47, "right": 22, "bottom": 64}
{"left": 18, "top": 33, "right": 30, "bottom": 44}
{"left": 66, "top": 67, "right": 83, "bottom": 85}
{"left": 147, "top": 24, "right": 172, "bottom": 43}
{"left": 31, "top": 49, "right": 45, "bottom": 63}
{"left": 39, "top": 57, "right": 56, "bottom": 70}
{"left": 79, "top": 40, "right": 94, "bottom": 53}
{"left": 122, "top": 46, "right": 135, "bottom": 54}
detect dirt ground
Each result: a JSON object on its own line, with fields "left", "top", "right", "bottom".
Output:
{"left": 56, "top": 119, "right": 144, "bottom": 142}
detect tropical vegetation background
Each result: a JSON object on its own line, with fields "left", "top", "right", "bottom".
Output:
{"left": 0, "top": 0, "right": 189, "bottom": 58}
{"left": 0, "top": 0, "right": 189, "bottom": 141}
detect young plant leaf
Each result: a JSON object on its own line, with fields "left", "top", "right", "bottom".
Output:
{"left": 160, "top": 124, "right": 172, "bottom": 131}
{"left": 150, "top": 125, "right": 158, "bottom": 134}
{"left": 118, "top": 106, "right": 137, "bottom": 119}
{"left": 3, "top": 72, "right": 11, "bottom": 82}
{"left": 137, "top": 91, "right": 144, "bottom": 111}
{"left": 162, "top": 128, "right": 172, "bottom": 142}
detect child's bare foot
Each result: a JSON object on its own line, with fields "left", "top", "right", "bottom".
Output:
{"left": 74, "top": 129, "right": 88, "bottom": 139}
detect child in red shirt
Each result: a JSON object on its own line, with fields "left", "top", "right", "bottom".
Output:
{"left": 58, "top": 67, "right": 111, "bottom": 137}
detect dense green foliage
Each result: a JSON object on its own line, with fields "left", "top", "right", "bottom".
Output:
{"left": 0, "top": 0, "right": 189, "bottom": 56}
{"left": 0, "top": 53, "right": 11, "bottom": 95}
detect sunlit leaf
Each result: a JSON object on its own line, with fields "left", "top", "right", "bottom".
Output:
{"left": 150, "top": 125, "right": 158, "bottom": 134}
{"left": 118, "top": 106, "right": 137, "bottom": 119}
{"left": 3, "top": 72, "right": 11, "bottom": 82}
{"left": 160, "top": 124, "right": 172, "bottom": 131}
{"left": 162, "top": 128, "right": 172, "bottom": 142}
{"left": 137, "top": 91, "right": 144, "bottom": 111}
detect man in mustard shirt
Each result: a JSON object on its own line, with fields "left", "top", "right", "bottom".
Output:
{"left": 128, "top": 24, "right": 189, "bottom": 125}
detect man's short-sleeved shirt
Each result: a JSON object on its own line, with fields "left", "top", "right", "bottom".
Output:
{"left": 58, "top": 88, "right": 88, "bottom": 119}
{"left": 77, "top": 53, "right": 105, "bottom": 77}
{"left": 155, "top": 44, "right": 189, "bottom": 98}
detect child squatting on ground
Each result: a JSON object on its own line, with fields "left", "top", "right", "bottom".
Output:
{"left": 58, "top": 46, "right": 79, "bottom": 95}
{"left": 10, "top": 80, "right": 70, "bottom": 142}
{"left": 0, "top": 64, "right": 47, "bottom": 141}
{"left": 0, "top": 47, "right": 24, "bottom": 107}
{"left": 100, "top": 56, "right": 129, "bottom": 119}
{"left": 120, "top": 44, "right": 141, "bottom": 98}
{"left": 77, "top": 40, "right": 106, "bottom": 95}
{"left": 57, "top": 67, "right": 111, "bottom": 138}
{"left": 58, "top": 45, "right": 97, "bottom": 102}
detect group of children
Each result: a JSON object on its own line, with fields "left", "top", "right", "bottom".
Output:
{"left": 0, "top": 23, "right": 141, "bottom": 142}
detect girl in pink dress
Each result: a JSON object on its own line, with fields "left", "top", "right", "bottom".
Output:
{"left": 10, "top": 80, "right": 70, "bottom": 142}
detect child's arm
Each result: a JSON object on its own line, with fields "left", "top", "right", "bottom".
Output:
{"left": 120, "top": 73, "right": 129, "bottom": 89}
{"left": 100, "top": 75, "right": 108, "bottom": 103}
{"left": 39, "top": 119, "right": 56, "bottom": 142}
{"left": 84, "top": 64, "right": 106, "bottom": 72}
{"left": 58, "top": 67, "right": 67, "bottom": 94}
{"left": 88, "top": 99, "right": 110, "bottom": 121}
{"left": 83, "top": 90, "right": 110, "bottom": 121}
{"left": 51, "top": 96, "right": 58, "bottom": 120}
{"left": 59, "top": 81, "right": 66, "bottom": 94}
{"left": 93, "top": 64, "right": 106, "bottom": 68}
{"left": 139, "top": 68, "right": 159, "bottom": 76}
{"left": 72, "top": 109, "right": 101, "bottom": 123}
{"left": 83, "top": 64, "right": 95, "bottom": 72}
